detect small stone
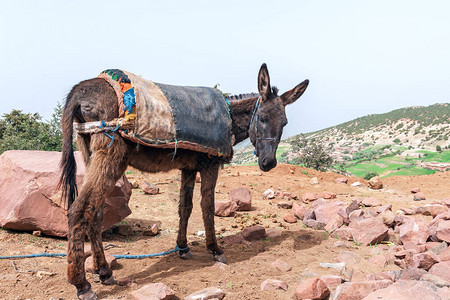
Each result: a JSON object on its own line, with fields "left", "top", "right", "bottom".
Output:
{"left": 414, "top": 192, "right": 426, "bottom": 201}
{"left": 131, "top": 283, "right": 175, "bottom": 300}
{"left": 223, "top": 234, "right": 246, "bottom": 245}
{"left": 229, "top": 187, "right": 252, "bottom": 211}
{"left": 142, "top": 181, "right": 159, "bottom": 195}
{"left": 263, "top": 189, "right": 275, "bottom": 199}
{"left": 368, "top": 176, "right": 383, "bottom": 189}
{"left": 131, "top": 181, "right": 140, "bottom": 189}
{"left": 260, "top": 279, "right": 288, "bottom": 291}
{"left": 348, "top": 209, "right": 364, "bottom": 223}
{"left": 324, "top": 215, "right": 344, "bottom": 233}
{"left": 292, "top": 203, "right": 309, "bottom": 219}
{"left": 241, "top": 225, "right": 266, "bottom": 241}
{"left": 310, "top": 177, "right": 319, "bottom": 185}
{"left": 213, "top": 262, "right": 230, "bottom": 271}
{"left": 319, "top": 275, "right": 343, "bottom": 291}
{"left": 333, "top": 227, "right": 356, "bottom": 241}
{"left": 322, "top": 191, "right": 337, "bottom": 199}
{"left": 335, "top": 177, "right": 348, "bottom": 184}
{"left": 412, "top": 252, "right": 440, "bottom": 270}
{"left": 351, "top": 181, "right": 363, "bottom": 187}
{"left": 214, "top": 201, "right": 238, "bottom": 217}
{"left": 333, "top": 241, "right": 353, "bottom": 249}
{"left": 411, "top": 188, "right": 420, "bottom": 193}
{"left": 184, "top": 287, "right": 224, "bottom": 300}
{"left": 319, "top": 262, "right": 346, "bottom": 271}
{"left": 380, "top": 210, "right": 396, "bottom": 227}
{"left": 362, "top": 197, "right": 381, "bottom": 207}
{"left": 398, "top": 267, "right": 427, "bottom": 280}
{"left": 420, "top": 273, "right": 450, "bottom": 288}
{"left": 277, "top": 201, "right": 293, "bottom": 209}
{"left": 32, "top": 230, "right": 42, "bottom": 237}
{"left": 303, "top": 192, "right": 319, "bottom": 202}
{"left": 143, "top": 223, "right": 159, "bottom": 236}
{"left": 295, "top": 277, "right": 330, "bottom": 300}
{"left": 266, "top": 228, "right": 282, "bottom": 239}
{"left": 271, "top": 259, "right": 292, "bottom": 272}
{"left": 436, "top": 220, "right": 450, "bottom": 243}
{"left": 377, "top": 204, "right": 392, "bottom": 214}
{"left": 283, "top": 214, "right": 297, "bottom": 223}
{"left": 85, "top": 252, "right": 118, "bottom": 273}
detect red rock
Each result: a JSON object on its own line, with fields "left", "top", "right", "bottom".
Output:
{"left": 380, "top": 210, "right": 396, "bottom": 227}
{"left": 333, "top": 241, "right": 353, "bottom": 249}
{"left": 439, "top": 246, "right": 450, "bottom": 261}
{"left": 314, "top": 201, "right": 346, "bottom": 225}
{"left": 398, "top": 217, "right": 429, "bottom": 245}
{"left": 348, "top": 209, "right": 364, "bottom": 223}
{"left": 283, "top": 213, "right": 297, "bottom": 223}
{"left": 412, "top": 252, "right": 440, "bottom": 270}
{"left": 335, "top": 177, "right": 348, "bottom": 184}
{"left": 223, "top": 234, "right": 246, "bottom": 245}
{"left": 377, "top": 204, "right": 392, "bottom": 214}
{"left": 368, "top": 254, "right": 387, "bottom": 268}
{"left": 426, "top": 241, "right": 445, "bottom": 252}
{"left": 319, "top": 275, "right": 343, "bottom": 291}
{"left": 0, "top": 150, "right": 131, "bottom": 237}
{"left": 413, "top": 192, "right": 426, "bottom": 201}
{"left": 336, "top": 251, "right": 360, "bottom": 266}
{"left": 303, "top": 192, "right": 319, "bottom": 202}
{"left": 277, "top": 201, "right": 293, "bottom": 209}
{"left": 368, "top": 176, "right": 383, "bottom": 190}
{"left": 229, "top": 187, "right": 252, "bottom": 211}
{"left": 399, "top": 208, "right": 416, "bottom": 215}
{"left": 303, "top": 209, "right": 316, "bottom": 221}
{"left": 398, "top": 267, "right": 427, "bottom": 280}
{"left": 266, "top": 228, "right": 282, "bottom": 239}
{"left": 85, "top": 252, "right": 118, "bottom": 273}
{"left": 271, "top": 259, "right": 292, "bottom": 272}
{"left": 324, "top": 215, "right": 344, "bottom": 233}
{"left": 443, "top": 198, "right": 450, "bottom": 207}
{"left": 429, "top": 261, "right": 450, "bottom": 282}
{"left": 241, "top": 225, "right": 266, "bottom": 241}
{"left": 322, "top": 191, "right": 337, "bottom": 199}
{"left": 331, "top": 280, "right": 392, "bottom": 300}
{"left": 281, "top": 191, "right": 297, "bottom": 200}
{"left": 436, "top": 220, "right": 450, "bottom": 243}
{"left": 295, "top": 277, "right": 330, "bottom": 300}
{"left": 420, "top": 273, "right": 450, "bottom": 288}
{"left": 292, "top": 203, "right": 308, "bottom": 219}
{"left": 349, "top": 217, "right": 389, "bottom": 246}
{"left": 131, "top": 283, "right": 175, "bottom": 300}
{"left": 142, "top": 181, "right": 159, "bottom": 195}
{"left": 184, "top": 287, "right": 224, "bottom": 300}
{"left": 411, "top": 188, "right": 420, "bottom": 193}
{"left": 214, "top": 201, "right": 238, "bottom": 217}
{"left": 304, "top": 219, "right": 326, "bottom": 230}
{"left": 143, "top": 223, "right": 159, "bottom": 236}
{"left": 350, "top": 269, "right": 367, "bottom": 282}
{"left": 362, "top": 197, "right": 381, "bottom": 207}
{"left": 416, "top": 204, "right": 448, "bottom": 217}
{"left": 437, "top": 287, "right": 450, "bottom": 299}
{"left": 363, "top": 280, "right": 441, "bottom": 300}
{"left": 334, "top": 227, "right": 356, "bottom": 241}
{"left": 260, "top": 279, "right": 288, "bottom": 291}
{"left": 365, "top": 271, "right": 397, "bottom": 282}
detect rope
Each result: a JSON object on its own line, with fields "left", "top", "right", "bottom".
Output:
{"left": 0, "top": 245, "right": 188, "bottom": 260}
{"left": 99, "top": 123, "right": 120, "bottom": 148}
{"left": 249, "top": 96, "right": 261, "bottom": 128}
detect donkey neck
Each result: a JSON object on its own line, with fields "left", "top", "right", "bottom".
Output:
{"left": 229, "top": 97, "right": 259, "bottom": 145}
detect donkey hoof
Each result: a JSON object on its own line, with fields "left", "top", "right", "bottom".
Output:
{"left": 101, "top": 275, "right": 116, "bottom": 285}
{"left": 179, "top": 250, "right": 194, "bottom": 259}
{"left": 213, "top": 254, "right": 227, "bottom": 264}
{"left": 77, "top": 288, "right": 98, "bottom": 300}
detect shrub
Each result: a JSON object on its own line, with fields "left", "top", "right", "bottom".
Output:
{"left": 363, "top": 172, "right": 378, "bottom": 180}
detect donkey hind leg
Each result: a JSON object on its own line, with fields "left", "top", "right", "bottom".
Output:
{"left": 199, "top": 164, "right": 226, "bottom": 263}
{"left": 86, "top": 205, "right": 115, "bottom": 285}
{"left": 67, "top": 148, "right": 129, "bottom": 299}
{"left": 176, "top": 169, "right": 196, "bottom": 259}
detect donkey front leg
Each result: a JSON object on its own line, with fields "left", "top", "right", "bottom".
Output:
{"left": 176, "top": 168, "right": 196, "bottom": 259}
{"left": 199, "top": 164, "right": 226, "bottom": 263}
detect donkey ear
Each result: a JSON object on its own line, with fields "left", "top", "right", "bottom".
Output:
{"left": 280, "top": 79, "right": 309, "bottom": 106}
{"left": 258, "top": 63, "right": 271, "bottom": 99}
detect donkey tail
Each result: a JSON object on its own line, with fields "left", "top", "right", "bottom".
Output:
{"left": 58, "top": 91, "right": 79, "bottom": 209}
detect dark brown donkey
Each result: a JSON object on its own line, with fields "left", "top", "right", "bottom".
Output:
{"left": 59, "top": 63, "right": 308, "bottom": 299}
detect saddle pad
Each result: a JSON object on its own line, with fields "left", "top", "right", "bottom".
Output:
{"left": 98, "top": 69, "right": 233, "bottom": 157}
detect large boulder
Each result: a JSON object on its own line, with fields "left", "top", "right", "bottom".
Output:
{"left": 0, "top": 150, "right": 132, "bottom": 237}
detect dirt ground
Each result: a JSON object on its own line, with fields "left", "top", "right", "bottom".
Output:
{"left": 0, "top": 164, "right": 449, "bottom": 300}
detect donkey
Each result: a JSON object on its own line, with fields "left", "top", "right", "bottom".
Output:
{"left": 59, "top": 63, "right": 308, "bottom": 299}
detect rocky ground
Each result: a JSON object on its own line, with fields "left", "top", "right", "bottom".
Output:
{"left": 0, "top": 164, "right": 449, "bottom": 300}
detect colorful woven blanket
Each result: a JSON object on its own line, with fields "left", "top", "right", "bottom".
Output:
{"left": 97, "top": 69, "right": 233, "bottom": 157}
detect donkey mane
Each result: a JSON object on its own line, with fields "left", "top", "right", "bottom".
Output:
{"left": 227, "top": 92, "right": 259, "bottom": 101}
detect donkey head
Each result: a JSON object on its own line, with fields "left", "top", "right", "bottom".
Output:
{"left": 249, "top": 64, "right": 309, "bottom": 172}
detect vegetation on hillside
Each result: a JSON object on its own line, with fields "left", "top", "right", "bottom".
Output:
{"left": 0, "top": 103, "right": 63, "bottom": 154}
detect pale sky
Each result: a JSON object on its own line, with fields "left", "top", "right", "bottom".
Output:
{"left": 1, "top": 0, "right": 449, "bottom": 137}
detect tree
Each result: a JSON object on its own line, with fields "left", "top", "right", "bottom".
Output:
{"left": 436, "top": 145, "right": 442, "bottom": 152}
{"left": 289, "top": 134, "right": 334, "bottom": 171}
{"left": 0, "top": 103, "right": 63, "bottom": 154}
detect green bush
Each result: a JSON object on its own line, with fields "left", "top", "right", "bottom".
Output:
{"left": 363, "top": 172, "right": 379, "bottom": 180}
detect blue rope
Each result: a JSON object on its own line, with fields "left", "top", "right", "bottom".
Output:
{"left": 249, "top": 96, "right": 261, "bottom": 128}
{"left": 103, "top": 124, "right": 120, "bottom": 148}
{"left": 0, "top": 245, "right": 188, "bottom": 260}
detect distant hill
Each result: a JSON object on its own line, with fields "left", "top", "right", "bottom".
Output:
{"left": 232, "top": 103, "right": 450, "bottom": 177}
